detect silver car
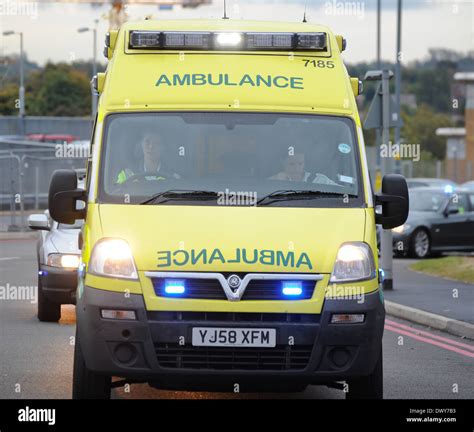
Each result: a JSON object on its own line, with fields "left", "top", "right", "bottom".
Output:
{"left": 28, "top": 211, "right": 83, "bottom": 322}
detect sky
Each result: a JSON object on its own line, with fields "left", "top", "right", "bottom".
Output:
{"left": 0, "top": 0, "right": 472, "bottom": 65}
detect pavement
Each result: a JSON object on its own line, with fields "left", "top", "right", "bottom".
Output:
{"left": 384, "top": 259, "right": 474, "bottom": 325}
{"left": 0, "top": 238, "right": 473, "bottom": 399}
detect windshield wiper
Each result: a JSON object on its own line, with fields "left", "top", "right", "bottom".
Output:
{"left": 139, "top": 190, "right": 219, "bottom": 205}
{"left": 257, "top": 190, "right": 356, "bottom": 206}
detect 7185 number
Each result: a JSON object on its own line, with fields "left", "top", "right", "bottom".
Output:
{"left": 303, "top": 59, "right": 335, "bottom": 69}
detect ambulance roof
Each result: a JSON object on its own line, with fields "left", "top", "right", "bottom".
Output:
{"left": 99, "top": 19, "right": 356, "bottom": 117}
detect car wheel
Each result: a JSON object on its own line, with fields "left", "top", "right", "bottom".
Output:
{"left": 72, "top": 328, "right": 111, "bottom": 399}
{"left": 409, "top": 228, "right": 431, "bottom": 259}
{"left": 346, "top": 348, "right": 383, "bottom": 400}
{"left": 37, "top": 274, "right": 61, "bottom": 322}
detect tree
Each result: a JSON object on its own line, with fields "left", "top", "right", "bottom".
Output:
{"left": 0, "top": 83, "right": 19, "bottom": 115}
{"left": 26, "top": 63, "right": 91, "bottom": 116}
{"left": 411, "top": 65, "right": 455, "bottom": 113}
{"left": 402, "top": 104, "right": 453, "bottom": 160}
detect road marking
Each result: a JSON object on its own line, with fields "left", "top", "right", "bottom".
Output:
{"left": 0, "top": 257, "right": 20, "bottom": 261}
{"left": 385, "top": 324, "right": 474, "bottom": 358}
{"left": 386, "top": 319, "right": 474, "bottom": 351}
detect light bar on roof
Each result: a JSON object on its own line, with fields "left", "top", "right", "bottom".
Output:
{"left": 163, "top": 31, "right": 212, "bottom": 48}
{"left": 128, "top": 30, "right": 327, "bottom": 51}
{"left": 215, "top": 32, "right": 244, "bottom": 48}
{"left": 130, "top": 30, "right": 161, "bottom": 48}
{"left": 297, "top": 33, "right": 327, "bottom": 50}
{"left": 246, "top": 32, "right": 293, "bottom": 50}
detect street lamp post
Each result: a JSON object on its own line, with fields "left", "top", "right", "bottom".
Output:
{"left": 3, "top": 30, "right": 25, "bottom": 133}
{"left": 394, "top": 0, "right": 403, "bottom": 175}
{"left": 375, "top": 0, "right": 382, "bottom": 188}
{"left": 78, "top": 19, "right": 99, "bottom": 116}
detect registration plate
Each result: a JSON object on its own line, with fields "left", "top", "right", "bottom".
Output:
{"left": 192, "top": 327, "right": 276, "bottom": 348}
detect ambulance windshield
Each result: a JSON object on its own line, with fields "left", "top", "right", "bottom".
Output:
{"left": 100, "top": 112, "right": 364, "bottom": 207}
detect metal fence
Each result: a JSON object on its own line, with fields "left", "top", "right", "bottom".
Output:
{"left": 365, "top": 146, "right": 447, "bottom": 184}
{"left": 0, "top": 115, "right": 92, "bottom": 231}
{"left": 0, "top": 142, "right": 88, "bottom": 231}
{"left": 0, "top": 116, "right": 92, "bottom": 139}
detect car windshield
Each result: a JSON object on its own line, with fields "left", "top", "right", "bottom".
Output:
{"left": 409, "top": 190, "right": 447, "bottom": 212}
{"left": 99, "top": 112, "right": 362, "bottom": 207}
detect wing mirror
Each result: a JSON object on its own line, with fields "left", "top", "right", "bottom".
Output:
{"left": 48, "top": 169, "right": 87, "bottom": 224}
{"left": 444, "top": 207, "right": 459, "bottom": 216}
{"left": 375, "top": 174, "right": 409, "bottom": 229}
{"left": 27, "top": 214, "right": 50, "bottom": 231}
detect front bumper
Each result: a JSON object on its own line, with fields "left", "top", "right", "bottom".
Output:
{"left": 40, "top": 265, "right": 77, "bottom": 304}
{"left": 77, "top": 285, "right": 385, "bottom": 391}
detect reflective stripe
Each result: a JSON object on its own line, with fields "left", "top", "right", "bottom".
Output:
{"left": 116, "top": 168, "right": 167, "bottom": 184}
{"left": 116, "top": 168, "right": 134, "bottom": 184}
{"left": 116, "top": 170, "right": 128, "bottom": 184}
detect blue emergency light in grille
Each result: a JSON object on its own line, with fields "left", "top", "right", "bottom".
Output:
{"left": 152, "top": 277, "right": 316, "bottom": 300}
{"left": 163, "top": 279, "right": 186, "bottom": 295}
{"left": 282, "top": 281, "right": 303, "bottom": 297}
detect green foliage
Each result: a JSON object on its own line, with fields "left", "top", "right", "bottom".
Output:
{"left": 401, "top": 104, "right": 453, "bottom": 160}
{"left": 25, "top": 63, "right": 91, "bottom": 116}
{"left": 0, "top": 83, "right": 19, "bottom": 115}
{"left": 407, "top": 63, "right": 456, "bottom": 113}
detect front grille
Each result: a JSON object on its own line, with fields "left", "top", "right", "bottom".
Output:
{"left": 155, "top": 343, "right": 312, "bottom": 370}
{"left": 152, "top": 277, "right": 316, "bottom": 300}
{"left": 147, "top": 311, "right": 320, "bottom": 323}
{"left": 153, "top": 278, "right": 226, "bottom": 300}
{"left": 243, "top": 279, "right": 315, "bottom": 300}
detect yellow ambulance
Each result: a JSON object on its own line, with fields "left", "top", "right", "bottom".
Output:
{"left": 48, "top": 19, "right": 409, "bottom": 399}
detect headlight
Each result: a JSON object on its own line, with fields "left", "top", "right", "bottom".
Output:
{"left": 330, "top": 242, "right": 376, "bottom": 283}
{"left": 392, "top": 224, "right": 410, "bottom": 234}
{"left": 47, "top": 254, "right": 80, "bottom": 269}
{"left": 89, "top": 238, "right": 138, "bottom": 280}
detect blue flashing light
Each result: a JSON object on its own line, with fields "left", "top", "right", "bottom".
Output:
{"left": 379, "top": 268, "right": 385, "bottom": 283}
{"left": 444, "top": 185, "right": 454, "bottom": 194}
{"left": 282, "top": 281, "right": 303, "bottom": 297}
{"left": 164, "top": 279, "right": 185, "bottom": 295}
{"left": 38, "top": 270, "right": 48, "bottom": 276}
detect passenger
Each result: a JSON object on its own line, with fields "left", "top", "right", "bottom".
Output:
{"left": 269, "top": 152, "right": 337, "bottom": 185}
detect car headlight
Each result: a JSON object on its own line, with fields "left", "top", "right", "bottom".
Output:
{"left": 392, "top": 224, "right": 410, "bottom": 234}
{"left": 330, "top": 242, "right": 376, "bottom": 283}
{"left": 89, "top": 238, "right": 138, "bottom": 280}
{"left": 47, "top": 254, "right": 80, "bottom": 269}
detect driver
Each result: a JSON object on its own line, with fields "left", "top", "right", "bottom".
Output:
{"left": 269, "top": 152, "right": 337, "bottom": 185}
{"left": 116, "top": 133, "right": 180, "bottom": 184}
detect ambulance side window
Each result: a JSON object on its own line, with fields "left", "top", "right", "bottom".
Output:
{"left": 85, "top": 113, "right": 97, "bottom": 196}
